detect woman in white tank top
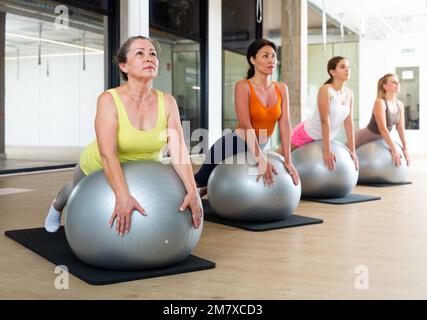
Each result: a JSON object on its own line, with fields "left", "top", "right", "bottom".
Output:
{"left": 290, "top": 56, "right": 358, "bottom": 171}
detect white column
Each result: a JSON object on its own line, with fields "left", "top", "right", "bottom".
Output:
{"left": 120, "top": 0, "right": 149, "bottom": 43}
{"left": 208, "top": 0, "right": 223, "bottom": 147}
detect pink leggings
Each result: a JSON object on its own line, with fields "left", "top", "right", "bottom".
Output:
{"left": 291, "top": 122, "right": 315, "bottom": 147}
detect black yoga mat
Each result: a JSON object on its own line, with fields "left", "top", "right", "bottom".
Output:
{"left": 4, "top": 227, "right": 215, "bottom": 286}
{"left": 202, "top": 200, "right": 323, "bottom": 231}
{"left": 302, "top": 193, "right": 381, "bottom": 204}
{"left": 357, "top": 181, "right": 412, "bottom": 187}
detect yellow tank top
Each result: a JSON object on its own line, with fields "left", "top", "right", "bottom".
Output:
{"left": 79, "top": 88, "right": 168, "bottom": 175}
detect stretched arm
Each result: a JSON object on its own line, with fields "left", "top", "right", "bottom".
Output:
{"left": 95, "top": 92, "right": 145, "bottom": 236}
{"left": 395, "top": 100, "right": 410, "bottom": 165}
{"left": 372, "top": 99, "right": 402, "bottom": 166}
{"left": 277, "top": 83, "right": 299, "bottom": 184}
{"left": 317, "top": 85, "right": 335, "bottom": 171}
{"left": 165, "top": 93, "right": 202, "bottom": 228}
{"left": 343, "top": 89, "right": 359, "bottom": 170}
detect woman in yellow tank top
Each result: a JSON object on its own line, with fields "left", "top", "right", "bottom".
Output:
{"left": 44, "top": 36, "right": 202, "bottom": 234}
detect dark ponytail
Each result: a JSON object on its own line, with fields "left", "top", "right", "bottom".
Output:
{"left": 246, "top": 39, "right": 277, "bottom": 79}
{"left": 324, "top": 56, "right": 346, "bottom": 85}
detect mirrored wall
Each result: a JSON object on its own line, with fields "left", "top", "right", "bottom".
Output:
{"left": 396, "top": 66, "right": 420, "bottom": 130}
{"left": 1, "top": 0, "right": 106, "bottom": 165}
{"left": 150, "top": 0, "right": 205, "bottom": 150}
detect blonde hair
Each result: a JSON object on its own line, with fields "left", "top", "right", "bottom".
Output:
{"left": 377, "top": 73, "right": 396, "bottom": 99}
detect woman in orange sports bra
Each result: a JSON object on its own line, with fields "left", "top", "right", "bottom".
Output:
{"left": 194, "top": 39, "right": 299, "bottom": 197}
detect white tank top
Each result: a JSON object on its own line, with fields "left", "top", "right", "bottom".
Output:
{"left": 304, "top": 87, "right": 351, "bottom": 140}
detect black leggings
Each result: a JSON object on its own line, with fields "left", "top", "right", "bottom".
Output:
{"left": 194, "top": 132, "right": 249, "bottom": 187}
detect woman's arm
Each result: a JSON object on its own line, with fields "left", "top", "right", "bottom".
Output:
{"left": 372, "top": 99, "right": 402, "bottom": 166}
{"left": 277, "top": 83, "right": 299, "bottom": 184}
{"left": 317, "top": 85, "right": 336, "bottom": 171}
{"left": 343, "top": 89, "right": 359, "bottom": 170}
{"left": 95, "top": 92, "right": 145, "bottom": 236}
{"left": 165, "top": 93, "right": 202, "bottom": 228}
{"left": 234, "top": 80, "right": 277, "bottom": 186}
{"left": 395, "top": 100, "right": 410, "bottom": 165}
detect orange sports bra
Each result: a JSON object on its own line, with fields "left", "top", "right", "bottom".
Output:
{"left": 246, "top": 80, "right": 282, "bottom": 137}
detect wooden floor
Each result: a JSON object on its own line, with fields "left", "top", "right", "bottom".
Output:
{"left": 1, "top": 155, "right": 426, "bottom": 299}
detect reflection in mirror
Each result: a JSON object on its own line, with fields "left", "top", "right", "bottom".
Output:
{"left": 396, "top": 67, "right": 420, "bottom": 130}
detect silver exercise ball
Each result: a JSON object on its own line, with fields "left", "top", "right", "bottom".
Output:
{"left": 291, "top": 140, "right": 358, "bottom": 198}
{"left": 64, "top": 161, "right": 203, "bottom": 270}
{"left": 357, "top": 139, "right": 408, "bottom": 183}
{"left": 207, "top": 152, "right": 301, "bottom": 222}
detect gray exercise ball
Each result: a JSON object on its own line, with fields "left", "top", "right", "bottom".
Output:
{"left": 64, "top": 161, "right": 203, "bottom": 270}
{"left": 291, "top": 140, "right": 358, "bottom": 198}
{"left": 357, "top": 139, "right": 408, "bottom": 183}
{"left": 207, "top": 152, "right": 301, "bottom": 222}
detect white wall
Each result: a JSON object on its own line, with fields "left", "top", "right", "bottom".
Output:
{"left": 359, "top": 36, "right": 427, "bottom": 153}
{"left": 5, "top": 54, "right": 103, "bottom": 147}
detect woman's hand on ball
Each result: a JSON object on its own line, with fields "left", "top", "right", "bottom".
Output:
{"left": 391, "top": 149, "right": 402, "bottom": 167}
{"left": 256, "top": 158, "right": 278, "bottom": 187}
{"left": 323, "top": 151, "right": 336, "bottom": 171}
{"left": 109, "top": 194, "right": 146, "bottom": 236}
{"left": 284, "top": 161, "right": 299, "bottom": 185}
{"left": 348, "top": 151, "right": 359, "bottom": 171}
{"left": 402, "top": 148, "right": 410, "bottom": 166}
{"left": 180, "top": 192, "right": 203, "bottom": 229}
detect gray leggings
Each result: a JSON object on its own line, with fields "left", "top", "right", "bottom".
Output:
{"left": 354, "top": 127, "right": 383, "bottom": 149}
{"left": 54, "top": 163, "right": 86, "bottom": 212}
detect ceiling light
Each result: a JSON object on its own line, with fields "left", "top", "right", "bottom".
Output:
{"left": 5, "top": 32, "right": 103, "bottom": 53}
{"left": 5, "top": 51, "right": 103, "bottom": 61}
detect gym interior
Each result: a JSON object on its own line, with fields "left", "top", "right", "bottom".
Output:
{"left": 1, "top": 0, "right": 426, "bottom": 300}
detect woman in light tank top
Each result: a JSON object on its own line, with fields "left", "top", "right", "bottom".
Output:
{"left": 44, "top": 36, "right": 202, "bottom": 234}
{"left": 354, "top": 73, "right": 410, "bottom": 166}
{"left": 290, "top": 56, "right": 359, "bottom": 172}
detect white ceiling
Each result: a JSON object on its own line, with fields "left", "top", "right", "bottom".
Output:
{"left": 5, "top": 13, "right": 104, "bottom": 57}
{"left": 5, "top": 0, "right": 427, "bottom": 59}
{"left": 308, "top": 0, "right": 427, "bottom": 38}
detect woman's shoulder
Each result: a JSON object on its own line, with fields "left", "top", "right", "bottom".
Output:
{"left": 153, "top": 89, "right": 175, "bottom": 102}
{"left": 159, "top": 90, "right": 175, "bottom": 104}
{"left": 235, "top": 79, "right": 250, "bottom": 89}
{"left": 97, "top": 89, "right": 116, "bottom": 106}
{"left": 159, "top": 91, "right": 178, "bottom": 116}
{"left": 275, "top": 81, "right": 288, "bottom": 91}
{"left": 373, "top": 98, "right": 386, "bottom": 111}
{"left": 320, "top": 84, "right": 333, "bottom": 91}
{"left": 99, "top": 86, "right": 123, "bottom": 101}
{"left": 274, "top": 81, "right": 289, "bottom": 99}
{"left": 318, "top": 84, "right": 332, "bottom": 95}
